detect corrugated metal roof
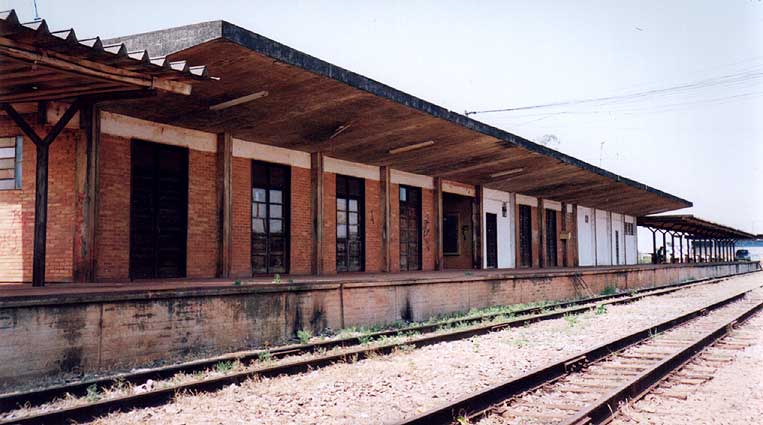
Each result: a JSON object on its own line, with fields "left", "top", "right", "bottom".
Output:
{"left": 0, "top": 9, "right": 209, "bottom": 80}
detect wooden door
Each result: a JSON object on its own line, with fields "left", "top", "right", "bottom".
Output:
{"left": 545, "top": 208, "right": 558, "bottom": 267}
{"left": 251, "top": 161, "right": 290, "bottom": 275}
{"left": 336, "top": 175, "right": 364, "bottom": 272}
{"left": 519, "top": 205, "right": 532, "bottom": 267}
{"left": 399, "top": 185, "right": 421, "bottom": 271}
{"left": 485, "top": 213, "right": 498, "bottom": 268}
{"left": 130, "top": 140, "right": 188, "bottom": 279}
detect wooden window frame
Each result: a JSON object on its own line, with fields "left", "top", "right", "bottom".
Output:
{"left": 0, "top": 136, "right": 22, "bottom": 190}
{"left": 336, "top": 174, "right": 365, "bottom": 273}
{"left": 251, "top": 160, "right": 291, "bottom": 275}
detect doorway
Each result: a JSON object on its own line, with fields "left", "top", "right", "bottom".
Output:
{"left": 129, "top": 140, "right": 188, "bottom": 279}
{"left": 485, "top": 213, "right": 498, "bottom": 268}
{"left": 399, "top": 185, "right": 421, "bottom": 271}
{"left": 518, "top": 204, "right": 532, "bottom": 267}
{"left": 545, "top": 208, "right": 558, "bottom": 267}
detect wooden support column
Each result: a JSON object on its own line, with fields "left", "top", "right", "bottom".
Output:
{"left": 311, "top": 152, "right": 325, "bottom": 275}
{"left": 538, "top": 198, "right": 545, "bottom": 268}
{"left": 73, "top": 104, "right": 100, "bottom": 282}
{"left": 1, "top": 101, "right": 81, "bottom": 286}
{"left": 380, "top": 166, "right": 391, "bottom": 272}
{"left": 472, "top": 185, "right": 484, "bottom": 269}
{"left": 216, "top": 132, "right": 233, "bottom": 278}
{"left": 433, "top": 177, "right": 444, "bottom": 271}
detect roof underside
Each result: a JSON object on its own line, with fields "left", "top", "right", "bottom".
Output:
{"left": 0, "top": 10, "right": 208, "bottom": 103}
{"left": 99, "top": 21, "right": 692, "bottom": 216}
{"left": 637, "top": 215, "right": 754, "bottom": 239}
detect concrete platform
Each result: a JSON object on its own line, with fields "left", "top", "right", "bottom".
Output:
{"left": 0, "top": 262, "right": 759, "bottom": 387}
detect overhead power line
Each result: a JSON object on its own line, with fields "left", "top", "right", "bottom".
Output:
{"left": 464, "top": 66, "right": 763, "bottom": 116}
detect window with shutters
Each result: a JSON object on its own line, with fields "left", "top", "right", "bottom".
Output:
{"left": 0, "top": 136, "right": 22, "bottom": 190}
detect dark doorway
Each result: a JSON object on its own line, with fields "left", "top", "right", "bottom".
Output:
{"left": 252, "top": 161, "right": 290, "bottom": 275}
{"left": 519, "top": 204, "right": 532, "bottom": 267}
{"left": 545, "top": 208, "right": 558, "bottom": 267}
{"left": 336, "top": 175, "right": 364, "bottom": 272}
{"left": 399, "top": 185, "right": 421, "bottom": 271}
{"left": 485, "top": 213, "right": 498, "bottom": 268}
{"left": 130, "top": 140, "right": 188, "bottom": 279}
{"left": 442, "top": 193, "right": 474, "bottom": 269}
{"left": 615, "top": 230, "right": 620, "bottom": 265}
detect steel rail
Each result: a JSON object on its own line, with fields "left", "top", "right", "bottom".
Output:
{"left": 0, "top": 273, "right": 751, "bottom": 424}
{"left": 561, "top": 296, "right": 763, "bottom": 425}
{"left": 394, "top": 284, "right": 762, "bottom": 425}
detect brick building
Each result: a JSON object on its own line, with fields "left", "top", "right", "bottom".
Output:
{"left": 0, "top": 17, "right": 699, "bottom": 284}
{"left": 1, "top": 11, "right": 759, "bottom": 384}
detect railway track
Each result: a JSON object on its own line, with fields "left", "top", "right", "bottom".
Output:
{"left": 397, "top": 286, "right": 763, "bottom": 425}
{"left": 0, "top": 274, "right": 752, "bottom": 425}
{"left": 610, "top": 312, "right": 763, "bottom": 424}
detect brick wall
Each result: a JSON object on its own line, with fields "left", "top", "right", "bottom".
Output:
{"left": 422, "top": 188, "right": 435, "bottom": 271}
{"left": 290, "top": 166, "right": 312, "bottom": 274}
{"left": 322, "top": 172, "right": 337, "bottom": 274}
{"left": 95, "top": 134, "right": 131, "bottom": 280}
{"left": 0, "top": 120, "right": 78, "bottom": 282}
{"left": 231, "top": 157, "right": 251, "bottom": 277}
{"left": 187, "top": 150, "right": 219, "bottom": 278}
{"left": 2, "top": 262, "right": 756, "bottom": 387}
{"left": 364, "top": 178, "right": 382, "bottom": 272}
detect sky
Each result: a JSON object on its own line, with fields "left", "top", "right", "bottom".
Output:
{"left": 3, "top": 0, "right": 763, "bottom": 249}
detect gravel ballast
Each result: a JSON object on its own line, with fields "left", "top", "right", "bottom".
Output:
{"left": 610, "top": 308, "right": 763, "bottom": 425}
{"left": 88, "top": 273, "right": 762, "bottom": 425}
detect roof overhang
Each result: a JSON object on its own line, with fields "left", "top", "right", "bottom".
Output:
{"left": 637, "top": 215, "right": 755, "bottom": 239}
{"left": 0, "top": 10, "right": 209, "bottom": 104}
{"left": 102, "top": 20, "right": 691, "bottom": 216}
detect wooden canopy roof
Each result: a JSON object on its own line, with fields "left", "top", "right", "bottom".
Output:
{"left": 103, "top": 20, "right": 691, "bottom": 216}
{"left": 637, "top": 215, "right": 755, "bottom": 239}
{"left": 0, "top": 9, "right": 209, "bottom": 103}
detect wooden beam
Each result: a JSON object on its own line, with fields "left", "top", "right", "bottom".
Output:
{"left": 1, "top": 100, "right": 81, "bottom": 286}
{"left": 209, "top": 91, "right": 268, "bottom": 111}
{"left": 473, "top": 185, "right": 484, "bottom": 269}
{"left": 312, "top": 152, "right": 324, "bottom": 275}
{"left": 380, "top": 166, "right": 392, "bottom": 272}
{"left": 0, "top": 38, "right": 192, "bottom": 95}
{"left": 0, "top": 83, "right": 134, "bottom": 103}
{"left": 434, "top": 177, "right": 444, "bottom": 271}
{"left": 73, "top": 103, "right": 99, "bottom": 282}
{"left": 217, "top": 133, "right": 233, "bottom": 278}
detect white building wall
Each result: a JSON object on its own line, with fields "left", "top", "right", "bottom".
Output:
{"left": 624, "top": 215, "right": 638, "bottom": 264}
{"left": 482, "top": 189, "right": 514, "bottom": 269}
{"left": 595, "top": 209, "right": 612, "bottom": 265}
{"left": 611, "top": 213, "right": 625, "bottom": 265}
{"left": 577, "top": 205, "right": 596, "bottom": 266}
